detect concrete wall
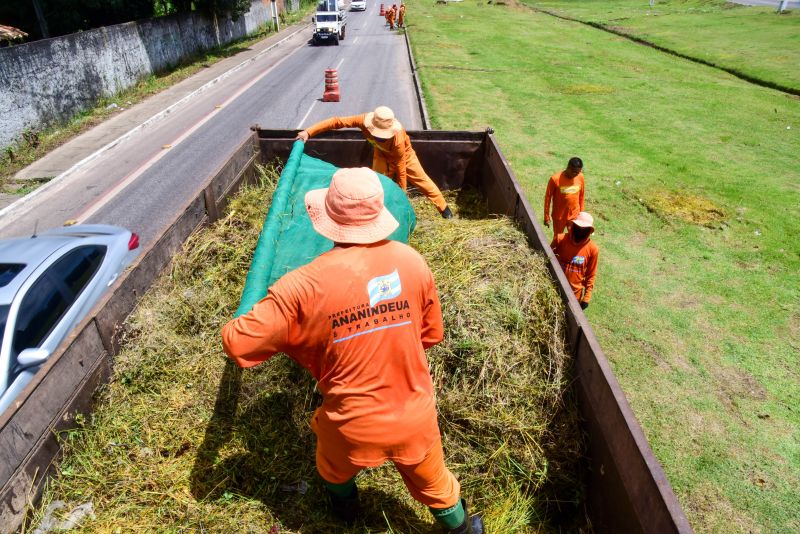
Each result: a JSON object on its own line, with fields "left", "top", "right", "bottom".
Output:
{"left": 0, "top": 0, "right": 281, "bottom": 150}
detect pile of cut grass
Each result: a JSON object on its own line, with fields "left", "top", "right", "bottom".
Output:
{"left": 27, "top": 168, "right": 583, "bottom": 533}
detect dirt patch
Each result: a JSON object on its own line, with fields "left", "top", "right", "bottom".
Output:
{"left": 683, "top": 481, "right": 762, "bottom": 534}
{"left": 711, "top": 364, "right": 768, "bottom": 423}
{"left": 558, "top": 83, "right": 615, "bottom": 95}
{"left": 640, "top": 190, "right": 726, "bottom": 228}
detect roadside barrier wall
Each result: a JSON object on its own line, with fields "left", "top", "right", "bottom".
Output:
{"left": 0, "top": 0, "right": 283, "bottom": 150}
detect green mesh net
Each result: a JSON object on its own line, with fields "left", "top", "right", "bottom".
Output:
{"left": 235, "top": 140, "right": 417, "bottom": 317}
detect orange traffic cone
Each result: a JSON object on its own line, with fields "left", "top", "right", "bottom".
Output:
{"left": 323, "top": 68, "right": 340, "bottom": 102}
{"left": 379, "top": 3, "right": 385, "bottom": 15}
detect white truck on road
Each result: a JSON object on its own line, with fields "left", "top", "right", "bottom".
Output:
{"left": 313, "top": 0, "right": 347, "bottom": 45}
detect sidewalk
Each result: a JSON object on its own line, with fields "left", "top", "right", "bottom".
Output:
{"left": 12, "top": 21, "right": 310, "bottom": 186}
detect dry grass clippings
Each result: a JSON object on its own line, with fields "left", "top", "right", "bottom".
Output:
{"left": 31, "top": 172, "right": 584, "bottom": 533}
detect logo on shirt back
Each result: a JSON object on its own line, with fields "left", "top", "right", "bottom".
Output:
{"left": 328, "top": 269, "right": 411, "bottom": 343}
{"left": 368, "top": 269, "right": 402, "bottom": 306}
{"left": 560, "top": 185, "right": 581, "bottom": 194}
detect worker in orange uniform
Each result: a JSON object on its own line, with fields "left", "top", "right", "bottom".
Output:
{"left": 398, "top": 3, "right": 406, "bottom": 27}
{"left": 297, "top": 106, "right": 454, "bottom": 218}
{"left": 222, "top": 168, "right": 483, "bottom": 533}
{"left": 543, "top": 157, "right": 585, "bottom": 236}
{"left": 551, "top": 211, "right": 599, "bottom": 310}
{"left": 386, "top": 5, "right": 396, "bottom": 28}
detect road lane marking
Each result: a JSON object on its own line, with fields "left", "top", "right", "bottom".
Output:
{"left": 336, "top": 57, "right": 345, "bottom": 70}
{"left": 353, "top": 37, "right": 359, "bottom": 44}
{"left": 297, "top": 101, "right": 318, "bottom": 130}
{"left": 74, "top": 43, "right": 303, "bottom": 224}
{"left": 0, "top": 24, "right": 311, "bottom": 227}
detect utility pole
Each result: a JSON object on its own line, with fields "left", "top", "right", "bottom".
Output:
{"left": 271, "top": 0, "right": 280, "bottom": 32}
{"left": 31, "top": 0, "right": 49, "bottom": 38}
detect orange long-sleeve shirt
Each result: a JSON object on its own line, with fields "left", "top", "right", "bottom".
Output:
{"left": 551, "top": 233, "right": 599, "bottom": 303}
{"left": 305, "top": 114, "right": 414, "bottom": 189}
{"left": 221, "top": 240, "right": 444, "bottom": 466}
{"left": 543, "top": 171, "right": 585, "bottom": 231}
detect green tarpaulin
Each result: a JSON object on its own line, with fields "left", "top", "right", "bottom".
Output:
{"left": 235, "top": 140, "right": 417, "bottom": 317}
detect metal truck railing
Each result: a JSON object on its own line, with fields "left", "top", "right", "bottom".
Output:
{"left": 0, "top": 128, "right": 692, "bottom": 533}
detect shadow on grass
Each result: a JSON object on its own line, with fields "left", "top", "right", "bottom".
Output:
{"left": 190, "top": 360, "right": 435, "bottom": 533}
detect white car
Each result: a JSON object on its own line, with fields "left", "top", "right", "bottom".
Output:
{"left": 0, "top": 225, "right": 140, "bottom": 414}
{"left": 351, "top": 0, "right": 366, "bottom": 10}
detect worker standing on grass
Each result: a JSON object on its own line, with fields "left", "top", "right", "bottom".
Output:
{"left": 551, "top": 211, "right": 599, "bottom": 310}
{"left": 221, "top": 168, "right": 484, "bottom": 534}
{"left": 297, "top": 106, "right": 454, "bottom": 218}
{"left": 398, "top": 3, "right": 406, "bottom": 27}
{"left": 543, "top": 157, "right": 585, "bottom": 236}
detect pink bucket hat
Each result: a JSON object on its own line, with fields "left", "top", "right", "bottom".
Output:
{"left": 572, "top": 211, "right": 595, "bottom": 230}
{"left": 305, "top": 167, "right": 399, "bottom": 244}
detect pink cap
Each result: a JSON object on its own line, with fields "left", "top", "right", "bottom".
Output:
{"left": 572, "top": 211, "right": 594, "bottom": 229}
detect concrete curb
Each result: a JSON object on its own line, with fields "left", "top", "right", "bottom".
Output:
{"left": 404, "top": 29, "right": 431, "bottom": 130}
{"left": 0, "top": 23, "right": 310, "bottom": 223}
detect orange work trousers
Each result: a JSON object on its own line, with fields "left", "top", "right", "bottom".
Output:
{"left": 552, "top": 218, "right": 570, "bottom": 236}
{"left": 316, "top": 437, "right": 460, "bottom": 509}
{"left": 373, "top": 151, "right": 448, "bottom": 212}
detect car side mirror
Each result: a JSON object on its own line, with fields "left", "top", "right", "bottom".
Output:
{"left": 17, "top": 348, "right": 51, "bottom": 369}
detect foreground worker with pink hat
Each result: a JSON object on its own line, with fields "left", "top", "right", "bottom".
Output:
{"left": 222, "top": 168, "right": 482, "bottom": 533}
{"left": 297, "top": 106, "right": 454, "bottom": 219}
{"left": 550, "top": 211, "right": 599, "bottom": 310}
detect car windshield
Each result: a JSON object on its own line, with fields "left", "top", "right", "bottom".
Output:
{"left": 317, "top": 14, "right": 337, "bottom": 21}
{"left": 0, "top": 264, "right": 25, "bottom": 288}
{"left": 0, "top": 305, "right": 8, "bottom": 350}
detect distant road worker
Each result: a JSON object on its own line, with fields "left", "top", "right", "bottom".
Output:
{"left": 297, "top": 106, "right": 454, "bottom": 218}
{"left": 386, "top": 5, "right": 396, "bottom": 28}
{"left": 543, "top": 157, "right": 585, "bottom": 236}
{"left": 551, "top": 211, "right": 599, "bottom": 310}
{"left": 222, "top": 168, "right": 483, "bottom": 533}
{"left": 398, "top": 3, "right": 406, "bottom": 27}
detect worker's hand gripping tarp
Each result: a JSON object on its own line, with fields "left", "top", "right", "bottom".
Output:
{"left": 235, "top": 140, "right": 417, "bottom": 317}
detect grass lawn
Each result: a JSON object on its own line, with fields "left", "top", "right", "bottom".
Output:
{"left": 407, "top": 0, "right": 799, "bottom": 532}
{"left": 522, "top": 0, "right": 800, "bottom": 92}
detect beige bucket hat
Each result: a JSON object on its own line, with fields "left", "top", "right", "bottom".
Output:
{"left": 305, "top": 167, "right": 399, "bottom": 244}
{"left": 364, "top": 106, "right": 403, "bottom": 139}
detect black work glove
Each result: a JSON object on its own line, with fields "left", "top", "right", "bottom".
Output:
{"left": 580, "top": 301, "right": 589, "bottom": 310}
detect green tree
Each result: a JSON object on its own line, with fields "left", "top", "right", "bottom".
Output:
{"left": 194, "top": 0, "right": 252, "bottom": 20}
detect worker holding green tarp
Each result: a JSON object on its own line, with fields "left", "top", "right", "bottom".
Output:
{"left": 297, "top": 106, "right": 454, "bottom": 219}
{"left": 222, "top": 167, "right": 483, "bottom": 533}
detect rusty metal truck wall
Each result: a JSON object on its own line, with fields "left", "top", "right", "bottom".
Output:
{"left": 257, "top": 128, "right": 692, "bottom": 533}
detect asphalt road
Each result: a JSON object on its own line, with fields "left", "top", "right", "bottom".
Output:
{"left": 0, "top": 3, "right": 420, "bottom": 244}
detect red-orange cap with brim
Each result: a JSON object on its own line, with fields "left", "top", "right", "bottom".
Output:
{"left": 364, "top": 106, "right": 403, "bottom": 140}
{"left": 572, "top": 211, "right": 594, "bottom": 230}
{"left": 305, "top": 167, "right": 399, "bottom": 244}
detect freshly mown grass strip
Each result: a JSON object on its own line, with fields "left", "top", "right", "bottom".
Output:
{"left": 406, "top": 1, "right": 799, "bottom": 532}
{"left": 28, "top": 169, "right": 582, "bottom": 533}
{"left": 522, "top": 0, "right": 800, "bottom": 93}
